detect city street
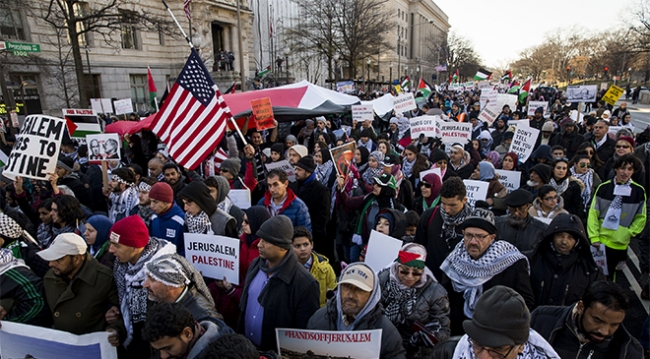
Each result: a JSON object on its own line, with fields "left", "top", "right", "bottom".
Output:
{"left": 619, "top": 99, "right": 650, "bottom": 133}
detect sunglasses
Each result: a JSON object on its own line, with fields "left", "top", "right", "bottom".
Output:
{"left": 578, "top": 163, "right": 591, "bottom": 168}
{"left": 398, "top": 267, "right": 423, "bottom": 277}
{"left": 243, "top": 218, "right": 249, "bottom": 224}
{"left": 420, "top": 182, "right": 432, "bottom": 188}
{"left": 616, "top": 145, "right": 630, "bottom": 149}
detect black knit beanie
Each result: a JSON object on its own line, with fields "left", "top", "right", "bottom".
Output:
{"left": 179, "top": 181, "right": 217, "bottom": 216}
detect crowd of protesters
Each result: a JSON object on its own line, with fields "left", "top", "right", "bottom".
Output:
{"left": 0, "top": 83, "right": 648, "bottom": 359}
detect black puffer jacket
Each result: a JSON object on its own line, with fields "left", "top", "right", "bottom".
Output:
{"left": 495, "top": 215, "right": 548, "bottom": 254}
{"left": 528, "top": 213, "right": 604, "bottom": 308}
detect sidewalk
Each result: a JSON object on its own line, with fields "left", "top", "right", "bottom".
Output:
{"left": 616, "top": 98, "right": 650, "bottom": 112}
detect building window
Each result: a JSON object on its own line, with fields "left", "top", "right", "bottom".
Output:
{"left": 158, "top": 26, "right": 165, "bottom": 46}
{"left": 0, "top": 8, "right": 25, "bottom": 40}
{"left": 9, "top": 74, "right": 42, "bottom": 115}
{"left": 130, "top": 74, "right": 148, "bottom": 112}
{"left": 67, "top": 2, "right": 88, "bottom": 47}
{"left": 121, "top": 10, "right": 139, "bottom": 50}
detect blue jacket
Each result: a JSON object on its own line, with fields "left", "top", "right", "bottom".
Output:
{"left": 257, "top": 188, "right": 312, "bottom": 231}
{"left": 150, "top": 204, "right": 186, "bottom": 255}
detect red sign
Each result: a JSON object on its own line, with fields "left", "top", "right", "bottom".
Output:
{"left": 251, "top": 97, "right": 275, "bottom": 131}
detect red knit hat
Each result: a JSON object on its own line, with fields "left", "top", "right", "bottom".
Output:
{"left": 617, "top": 136, "right": 636, "bottom": 149}
{"left": 149, "top": 182, "right": 174, "bottom": 203}
{"left": 109, "top": 215, "right": 150, "bottom": 248}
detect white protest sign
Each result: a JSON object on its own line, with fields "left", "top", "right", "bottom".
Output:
{"left": 566, "top": 85, "right": 597, "bottom": 103}
{"left": 113, "top": 98, "right": 134, "bottom": 115}
{"left": 494, "top": 169, "right": 521, "bottom": 193}
{"left": 265, "top": 159, "right": 296, "bottom": 182}
{"left": 410, "top": 115, "right": 440, "bottom": 139}
{"left": 184, "top": 233, "right": 240, "bottom": 285}
{"left": 419, "top": 167, "right": 442, "bottom": 181}
{"left": 527, "top": 101, "right": 549, "bottom": 116}
{"left": 365, "top": 230, "right": 403, "bottom": 273}
{"left": 480, "top": 88, "right": 498, "bottom": 109}
{"left": 392, "top": 93, "right": 417, "bottom": 112}
{"left": 497, "top": 94, "right": 518, "bottom": 111}
{"left": 4, "top": 115, "right": 65, "bottom": 181}
{"left": 0, "top": 321, "right": 117, "bottom": 359}
{"left": 608, "top": 126, "right": 622, "bottom": 136}
{"left": 478, "top": 105, "right": 499, "bottom": 125}
{"left": 439, "top": 121, "right": 472, "bottom": 144}
{"left": 228, "top": 189, "right": 251, "bottom": 209}
{"left": 90, "top": 98, "right": 104, "bottom": 114}
{"left": 590, "top": 245, "right": 609, "bottom": 276}
{"left": 511, "top": 126, "right": 540, "bottom": 163}
{"left": 101, "top": 98, "right": 114, "bottom": 114}
{"left": 463, "top": 180, "right": 489, "bottom": 208}
{"left": 276, "top": 329, "right": 382, "bottom": 359}
{"left": 569, "top": 110, "right": 584, "bottom": 125}
{"left": 352, "top": 104, "right": 374, "bottom": 122}
{"left": 86, "top": 133, "right": 121, "bottom": 161}
{"left": 9, "top": 111, "right": 19, "bottom": 128}
{"left": 507, "top": 120, "right": 529, "bottom": 128}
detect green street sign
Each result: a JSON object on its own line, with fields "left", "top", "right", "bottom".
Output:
{"left": 4, "top": 41, "right": 41, "bottom": 53}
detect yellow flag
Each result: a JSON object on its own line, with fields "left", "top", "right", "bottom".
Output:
{"left": 395, "top": 84, "right": 402, "bottom": 93}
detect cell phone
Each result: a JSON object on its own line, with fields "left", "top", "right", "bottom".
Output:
{"left": 411, "top": 320, "right": 439, "bottom": 346}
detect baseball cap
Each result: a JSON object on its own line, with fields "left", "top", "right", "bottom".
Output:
{"left": 37, "top": 233, "right": 87, "bottom": 261}
{"left": 339, "top": 263, "right": 374, "bottom": 292}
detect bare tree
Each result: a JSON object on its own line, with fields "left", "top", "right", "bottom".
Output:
{"left": 443, "top": 32, "right": 482, "bottom": 80}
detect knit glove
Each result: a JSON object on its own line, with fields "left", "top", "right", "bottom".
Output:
{"left": 352, "top": 234, "right": 363, "bottom": 246}
{"left": 409, "top": 331, "right": 436, "bottom": 348}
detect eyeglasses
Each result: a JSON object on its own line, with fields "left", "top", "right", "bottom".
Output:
{"left": 616, "top": 145, "right": 630, "bottom": 149}
{"left": 420, "top": 182, "right": 432, "bottom": 188}
{"left": 464, "top": 232, "right": 491, "bottom": 241}
{"left": 398, "top": 266, "right": 423, "bottom": 277}
{"left": 468, "top": 338, "right": 516, "bottom": 359}
{"left": 543, "top": 195, "right": 558, "bottom": 201}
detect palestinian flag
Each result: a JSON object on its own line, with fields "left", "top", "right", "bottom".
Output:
{"left": 501, "top": 70, "right": 513, "bottom": 82}
{"left": 0, "top": 149, "right": 8, "bottom": 167}
{"left": 225, "top": 81, "right": 237, "bottom": 94}
{"left": 147, "top": 65, "right": 158, "bottom": 111}
{"left": 474, "top": 68, "right": 492, "bottom": 81}
{"left": 257, "top": 66, "right": 271, "bottom": 77}
{"left": 451, "top": 70, "right": 459, "bottom": 83}
{"left": 401, "top": 76, "right": 411, "bottom": 88}
{"left": 519, "top": 78, "right": 532, "bottom": 103}
{"left": 417, "top": 78, "right": 431, "bottom": 98}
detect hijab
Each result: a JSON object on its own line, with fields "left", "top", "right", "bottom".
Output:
{"left": 87, "top": 215, "right": 113, "bottom": 255}
{"left": 243, "top": 206, "right": 271, "bottom": 246}
{"left": 478, "top": 161, "right": 496, "bottom": 181}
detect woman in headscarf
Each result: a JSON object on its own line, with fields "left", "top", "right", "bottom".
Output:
{"left": 315, "top": 148, "right": 337, "bottom": 188}
{"left": 470, "top": 161, "right": 507, "bottom": 205}
{"left": 378, "top": 243, "right": 450, "bottom": 357}
{"left": 354, "top": 146, "right": 370, "bottom": 177}
{"left": 269, "top": 142, "right": 285, "bottom": 163}
{"left": 476, "top": 130, "right": 493, "bottom": 157}
{"left": 485, "top": 150, "right": 501, "bottom": 169}
{"left": 402, "top": 145, "right": 430, "bottom": 185}
{"left": 549, "top": 158, "right": 586, "bottom": 223}
{"left": 361, "top": 150, "right": 384, "bottom": 193}
{"left": 84, "top": 215, "right": 115, "bottom": 270}
{"left": 414, "top": 173, "right": 442, "bottom": 215}
{"left": 430, "top": 148, "right": 457, "bottom": 181}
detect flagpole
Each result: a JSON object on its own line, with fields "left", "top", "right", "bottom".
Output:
{"left": 161, "top": 0, "right": 194, "bottom": 48}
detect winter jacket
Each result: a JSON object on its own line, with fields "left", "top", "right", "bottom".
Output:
{"left": 208, "top": 208, "right": 238, "bottom": 238}
{"left": 289, "top": 174, "right": 331, "bottom": 257}
{"left": 582, "top": 133, "right": 615, "bottom": 171}
{"left": 378, "top": 269, "right": 451, "bottom": 349}
{"left": 179, "top": 285, "right": 222, "bottom": 322}
{"left": 495, "top": 215, "right": 548, "bottom": 254}
{"left": 0, "top": 265, "right": 51, "bottom": 326}
{"left": 550, "top": 130, "right": 583, "bottom": 159}
{"left": 257, "top": 188, "right": 312, "bottom": 231}
{"left": 450, "top": 161, "right": 475, "bottom": 180}
{"left": 307, "top": 297, "right": 407, "bottom": 359}
{"left": 414, "top": 206, "right": 464, "bottom": 281}
{"left": 528, "top": 215, "right": 604, "bottom": 308}
{"left": 150, "top": 204, "right": 186, "bottom": 255}
{"left": 528, "top": 197, "right": 569, "bottom": 222}
{"left": 336, "top": 190, "right": 406, "bottom": 244}
{"left": 561, "top": 178, "right": 587, "bottom": 224}
{"left": 42, "top": 253, "right": 125, "bottom": 336}
{"left": 308, "top": 252, "right": 337, "bottom": 307}
{"left": 531, "top": 305, "right": 643, "bottom": 359}
{"left": 238, "top": 252, "right": 320, "bottom": 351}
{"left": 587, "top": 179, "right": 647, "bottom": 250}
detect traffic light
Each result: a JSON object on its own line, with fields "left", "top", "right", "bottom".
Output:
{"left": 604, "top": 67, "right": 609, "bottom": 75}
{"left": 566, "top": 66, "right": 571, "bottom": 72}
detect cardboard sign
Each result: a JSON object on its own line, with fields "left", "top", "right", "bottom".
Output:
{"left": 410, "top": 115, "right": 441, "bottom": 139}
{"left": 419, "top": 167, "right": 442, "bottom": 181}
{"left": 590, "top": 245, "right": 609, "bottom": 276}
{"left": 392, "top": 93, "right": 417, "bottom": 112}
{"left": 494, "top": 169, "right": 521, "bottom": 193}
{"left": 265, "top": 159, "right": 296, "bottom": 182}
{"left": 0, "top": 321, "right": 118, "bottom": 359}
{"left": 228, "top": 189, "right": 251, "bottom": 209}
{"left": 439, "top": 122, "right": 472, "bottom": 144}
{"left": 497, "top": 94, "right": 518, "bottom": 111}
{"left": 527, "top": 101, "right": 549, "bottom": 116}
{"left": 566, "top": 85, "right": 597, "bottom": 103}
{"left": 601, "top": 85, "right": 625, "bottom": 106}
{"left": 86, "top": 133, "right": 121, "bottom": 161}
{"left": 4, "top": 115, "right": 65, "bottom": 181}
{"left": 184, "top": 233, "right": 240, "bottom": 285}
{"left": 251, "top": 97, "right": 275, "bottom": 131}
{"left": 113, "top": 98, "right": 134, "bottom": 115}
{"left": 478, "top": 105, "right": 499, "bottom": 125}
{"left": 330, "top": 141, "right": 355, "bottom": 178}
{"left": 90, "top": 98, "right": 104, "bottom": 114}
{"left": 480, "top": 89, "right": 498, "bottom": 109}
{"left": 9, "top": 111, "right": 19, "bottom": 128}
{"left": 352, "top": 104, "right": 374, "bottom": 122}
{"left": 101, "top": 98, "right": 114, "bottom": 114}
{"left": 463, "top": 179, "right": 489, "bottom": 208}
{"left": 365, "top": 230, "right": 403, "bottom": 273}
{"left": 511, "top": 126, "right": 540, "bottom": 163}
{"left": 276, "top": 329, "right": 382, "bottom": 359}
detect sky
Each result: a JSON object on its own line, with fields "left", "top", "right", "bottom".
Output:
{"left": 432, "top": 0, "right": 637, "bottom": 68}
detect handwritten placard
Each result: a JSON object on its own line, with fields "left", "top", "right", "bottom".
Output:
{"left": 252, "top": 97, "right": 275, "bottom": 131}
{"left": 494, "top": 169, "right": 521, "bottom": 193}
{"left": 510, "top": 126, "right": 540, "bottom": 163}
{"left": 463, "top": 180, "right": 489, "bottom": 208}
{"left": 184, "top": 233, "right": 241, "bottom": 284}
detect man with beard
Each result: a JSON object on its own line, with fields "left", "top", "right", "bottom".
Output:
{"left": 415, "top": 177, "right": 472, "bottom": 281}
{"left": 550, "top": 118, "right": 583, "bottom": 159}
{"left": 448, "top": 144, "right": 475, "bottom": 180}
{"left": 148, "top": 157, "right": 165, "bottom": 181}
{"left": 531, "top": 281, "right": 643, "bottom": 359}
{"left": 307, "top": 263, "right": 406, "bottom": 359}
{"left": 38, "top": 233, "right": 124, "bottom": 343}
{"left": 495, "top": 189, "right": 547, "bottom": 254}
{"left": 129, "top": 176, "right": 157, "bottom": 228}
{"left": 490, "top": 118, "right": 508, "bottom": 150}
{"left": 105, "top": 167, "right": 139, "bottom": 223}
{"left": 583, "top": 120, "right": 615, "bottom": 173}
{"left": 529, "top": 107, "right": 546, "bottom": 131}
{"left": 162, "top": 163, "right": 188, "bottom": 208}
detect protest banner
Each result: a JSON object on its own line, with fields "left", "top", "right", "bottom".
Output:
{"left": 410, "top": 115, "right": 440, "bottom": 139}
{"left": 0, "top": 321, "right": 117, "bottom": 359}
{"left": 352, "top": 104, "right": 374, "bottom": 122}
{"left": 251, "top": 97, "right": 275, "bottom": 131}
{"left": 90, "top": 98, "right": 104, "bottom": 114}
{"left": 276, "top": 328, "right": 382, "bottom": 359}
{"left": 336, "top": 81, "right": 355, "bottom": 94}
{"left": 439, "top": 122, "right": 472, "bottom": 144}
{"left": 86, "top": 133, "right": 121, "bottom": 161}
{"left": 497, "top": 94, "right": 518, "bottom": 111}
{"left": 4, "top": 115, "right": 65, "bottom": 181}
{"left": 101, "top": 98, "right": 114, "bottom": 114}
{"left": 566, "top": 85, "right": 597, "bottom": 103}
{"left": 229, "top": 189, "right": 251, "bottom": 209}
{"left": 527, "top": 101, "right": 549, "bottom": 116}
{"left": 463, "top": 180, "right": 489, "bottom": 208}
{"left": 510, "top": 126, "right": 540, "bottom": 163}
{"left": 365, "top": 230, "right": 403, "bottom": 273}
{"left": 478, "top": 105, "right": 499, "bottom": 125}
{"left": 590, "top": 245, "right": 609, "bottom": 276}
{"left": 494, "top": 169, "right": 521, "bottom": 193}
{"left": 112, "top": 98, "right": 134, "bottom": 115}
{"left": 392, "top": 93, "right": 417, "bottom": 112}
{"left": 62, "top": 108, "right": 102, "bottom": 143}
{"left": 419, "top": 167, "right": 441, "bottom": 181}
{"left": 184, "top": 233, "right": 240, "bottom": 284}
{"left": 265, "top": 159, "right": 296, "bottom": 182}
{"left": 601, "top": 85, "right": 625, "bottom": 106}
{"left": 330, "top": 141, "right": 355, "bottom": 177}
{"left": 480, "top": 88, "right": 498, "bottom": 110}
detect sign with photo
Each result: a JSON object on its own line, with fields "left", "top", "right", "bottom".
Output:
{"left": 86, "top": 133, "right": 121, "bottom": 161}
{"left": 566, "top": 85, "right": 597, "bottom": 103}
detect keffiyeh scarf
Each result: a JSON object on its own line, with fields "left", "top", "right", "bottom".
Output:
{"left": 362, "top": 167, "right": 383, "bottom": 188}
{"left": 383, "top": 278, "right": 418, "bottom": 324}
{"left": 0, "top": 248, "right": 29, "bottom": 276}
{"left": 137, "top": 205, "right": 154, "bottom": 228}
{"left": 440, "top": 241, "right": 528, "bottom": 318}
{"left": 402, "top": 158, "right": 416, "bottom": 178}
{"left": 571, "top": 167, "right": 593, "bottom": 206}
{"left": 440, "top": 205, "right": 472, "bottom": 248}
{"left": 218, "top": 196, "right": 234, "bottom": 214}
{"left": 316, "top": 160, "right": 334, "bottom": 186}
{"left": 186, "top": 211, "right": 214, "bottom": 234}
{"left": 452, "top": 331, "right": 560, "bottom": 359}
{"left": 108, "top": 187, "right": 139, "bottom": 223}
{"left": 548, "top": 178, "right": 569, "bottom": 196}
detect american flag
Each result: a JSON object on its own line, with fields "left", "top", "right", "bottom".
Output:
{"left": 184, "top": 0, "right": 191, "bottom": 21}
{"left": 151, "top": 48, "right": 231, "bottom": 169}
